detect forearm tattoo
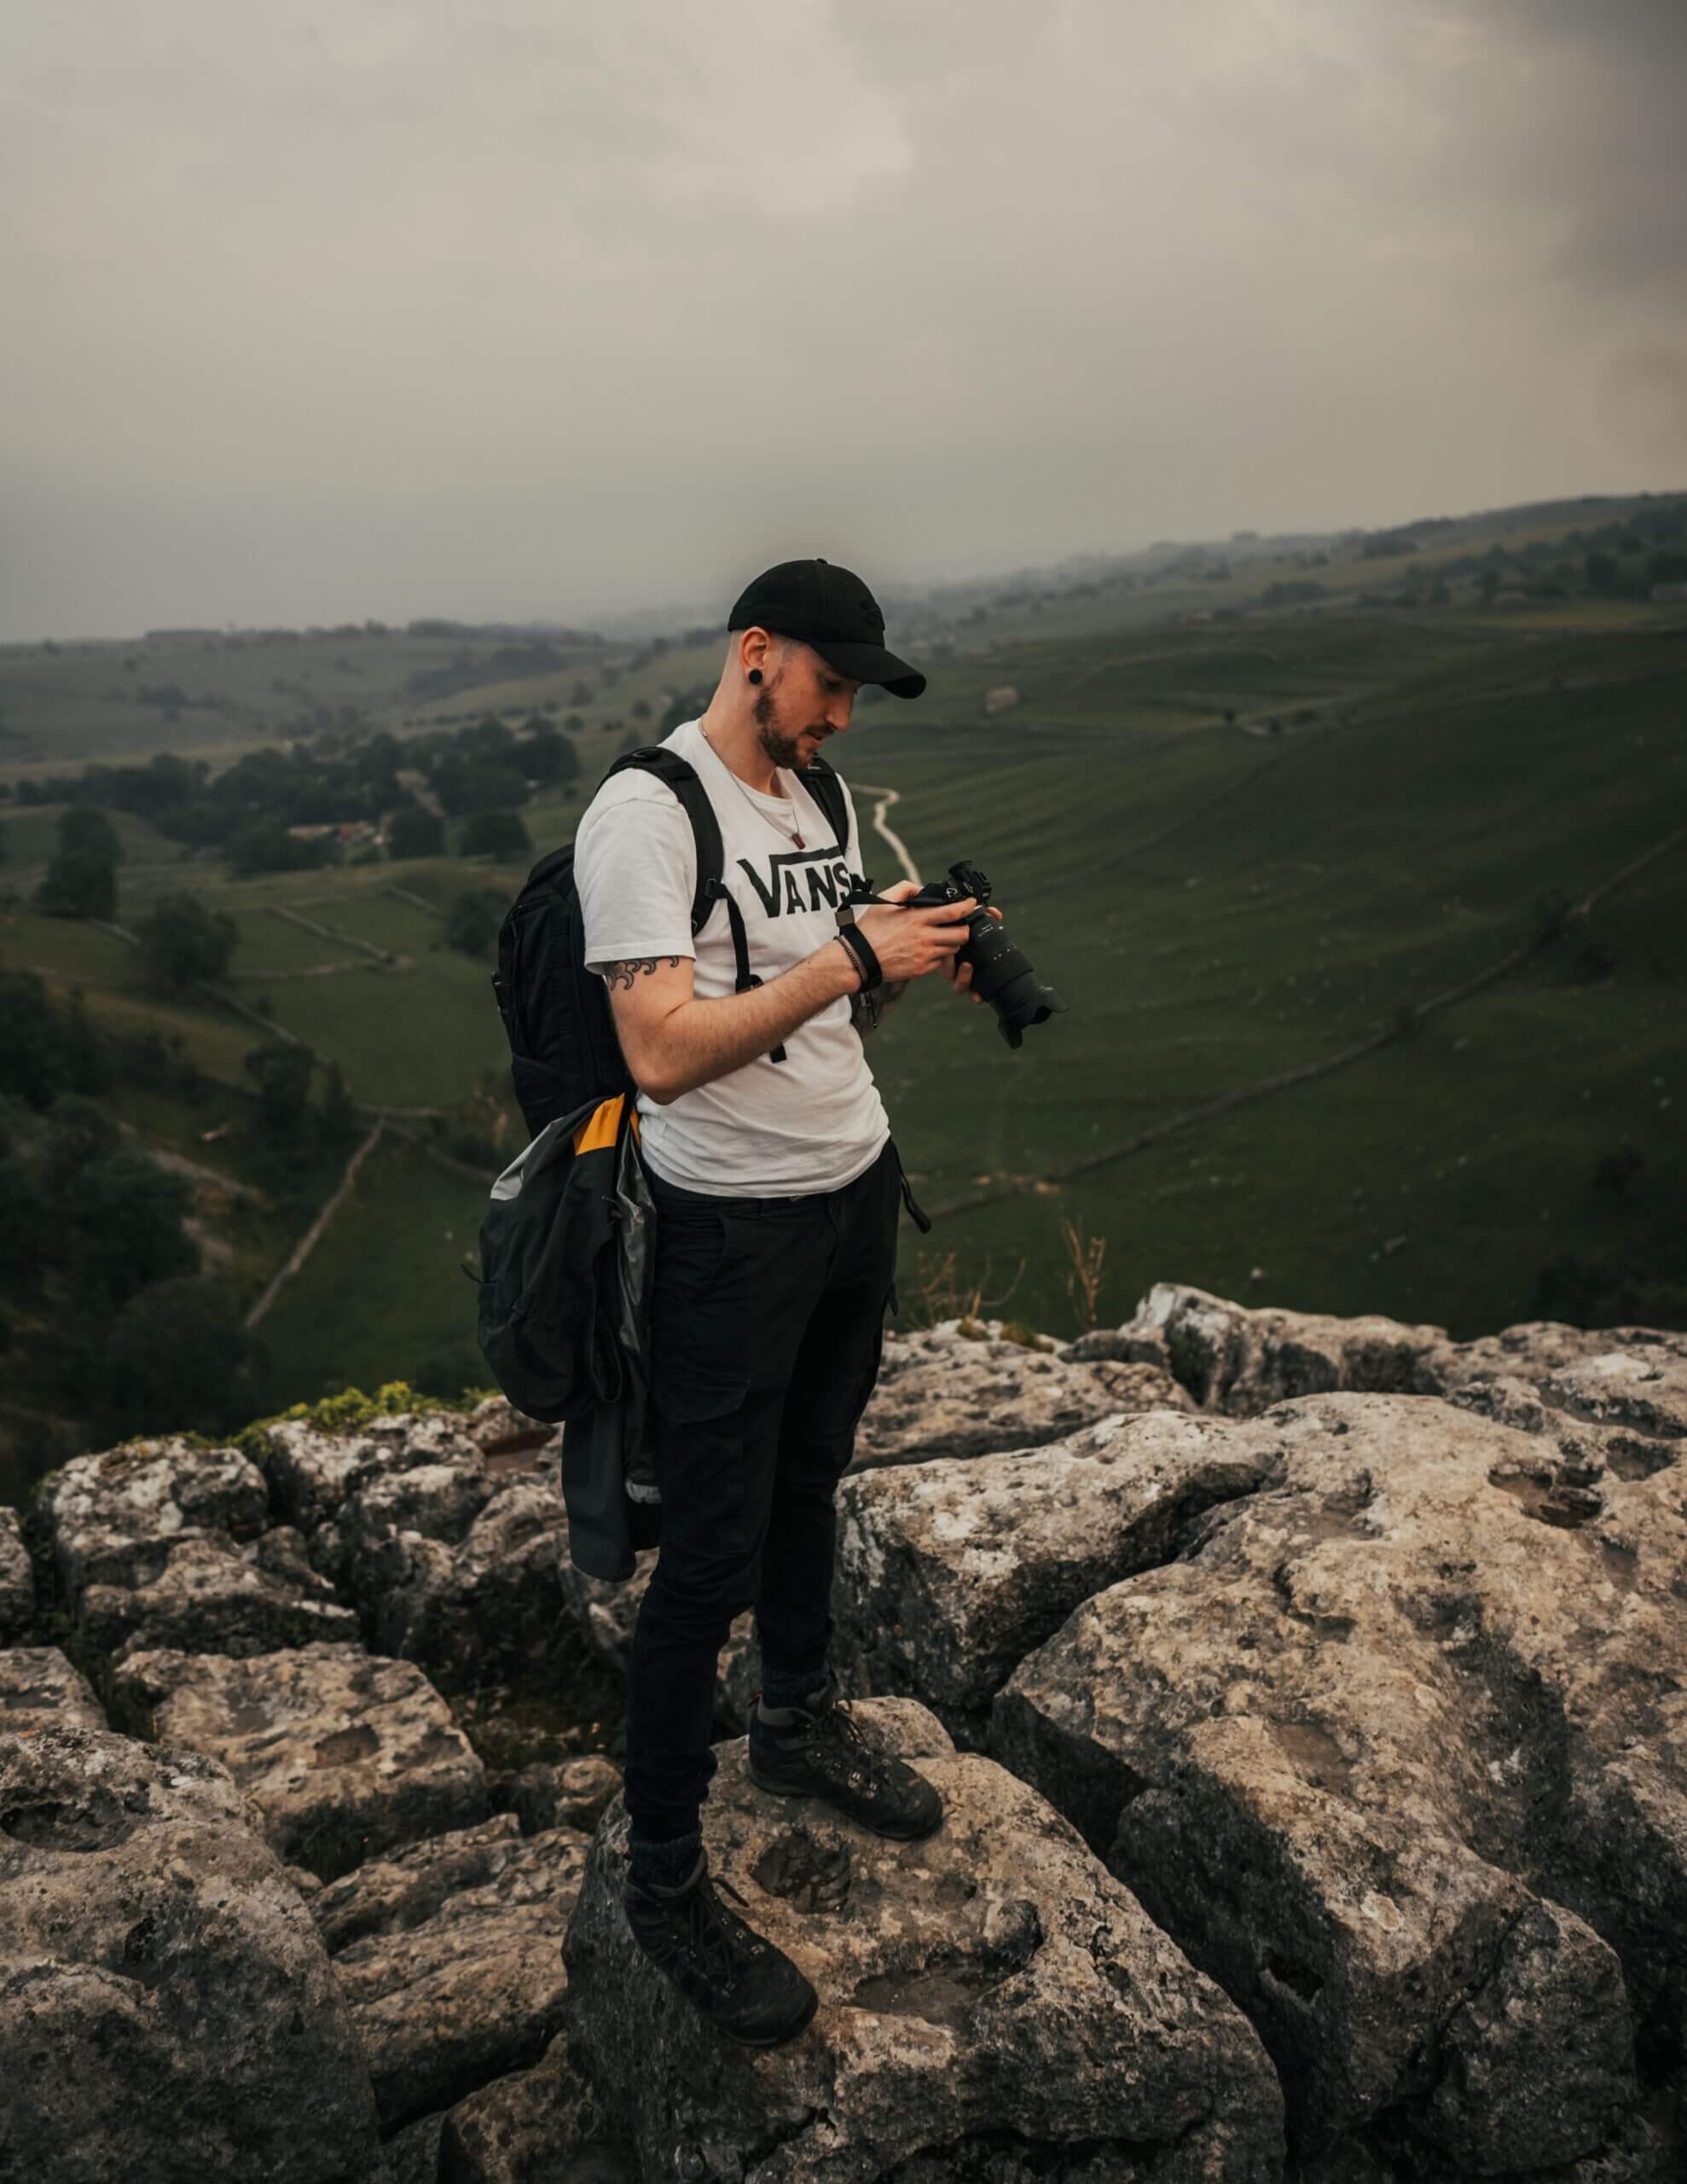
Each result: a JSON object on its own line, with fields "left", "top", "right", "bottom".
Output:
{"left": 600, "top": 956, "right": 681, "bottom": 990}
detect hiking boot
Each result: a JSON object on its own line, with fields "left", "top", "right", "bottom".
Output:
{"left": 747, "top": 1672, "right": 944, "bottom": 1840}
{"left": 623, "top": 1849, "right": 818, "bottom": 2048}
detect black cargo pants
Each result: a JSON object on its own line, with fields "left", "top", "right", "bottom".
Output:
{"left": 623, "top": 1135, "right": 912, "bottom": 1844}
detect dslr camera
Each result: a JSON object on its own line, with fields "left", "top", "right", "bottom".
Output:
{"left": 899, "top": 860, "right": 1065, "bottom": 1049}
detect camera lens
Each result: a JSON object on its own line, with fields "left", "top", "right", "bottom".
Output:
{"left": 959, "top": 909, "right": 1065, "bottom": 1050}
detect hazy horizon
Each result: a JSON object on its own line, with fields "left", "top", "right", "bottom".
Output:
{"left": 4, "top": 1, "right": 1684, "bottom": 644}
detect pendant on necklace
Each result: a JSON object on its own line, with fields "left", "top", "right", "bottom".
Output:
{"left": 791, "top": 831, "right": 805, "bottom": 849}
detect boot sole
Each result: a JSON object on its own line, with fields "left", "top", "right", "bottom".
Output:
{"left": 746, "top": 1759, "right": 944, "bottom": 1841}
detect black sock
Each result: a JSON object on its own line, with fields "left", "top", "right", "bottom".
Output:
{"left": 628, "top": 1827, "right": 702, "bottom": 1891}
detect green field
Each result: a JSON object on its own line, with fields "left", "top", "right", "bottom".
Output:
{"left": 3, "top": 513, "right": 1684, "bottom": 1439}
{"left": 254, "top": 1136, "right": 490, "bottom": 1406}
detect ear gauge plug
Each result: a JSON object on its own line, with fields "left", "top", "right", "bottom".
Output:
{"left": 748, "top": 669, "right": 763, "bottom": 684}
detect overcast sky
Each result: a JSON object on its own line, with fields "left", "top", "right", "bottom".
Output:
{"left": 2, "top": 0, "right": 1683, "bottom": 641}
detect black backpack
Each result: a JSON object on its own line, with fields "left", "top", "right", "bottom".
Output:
{"left": 490, "top": 744, "right": 850, "bottom": 1137}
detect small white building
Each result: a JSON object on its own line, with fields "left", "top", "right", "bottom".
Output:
{"left": 983, "top": 684, "right": 1019, "bottom": 716}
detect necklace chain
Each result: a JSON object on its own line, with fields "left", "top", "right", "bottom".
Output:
{"left": 699, "top": 723, "right": 806, "bottom": 848}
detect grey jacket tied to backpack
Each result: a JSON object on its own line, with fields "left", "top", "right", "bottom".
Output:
{"left": 474, "top": 1089, "right": 661, "bottom": 1579}
{"left": 476, "top": 744, "right": 856, "bottom": 1583}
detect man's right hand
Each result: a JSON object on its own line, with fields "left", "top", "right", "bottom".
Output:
{"left": 850, "top": 890, "right": 978, "bottom": 984}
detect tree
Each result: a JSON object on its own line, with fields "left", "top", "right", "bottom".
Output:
{"left": 227, "top": 822, "right": 332, "bottom": 877}
{"left": 386, "top": 805, "right": 446, "bottom": 859}
{"left": 67, "top": 1151, "right": 198, "bottom": 1311}
{"left": 518, "top": 729, "right": 579, "bottom": 786}
{"left": 318, "top": 1060, "right": 361, "bottom": 1150}
{"left": 0, "top": 1157, "right": 49, "bottom": 1281}
{"left": 58, "top": 806, "right": 125, "bottom": 863}
{"left": 244, "top": 1041, "right": 316, "bottom": 1146}
{"left": 95, "top": 1275, "right": 270, "bottom": 1438}
{"left": 137, "top": 893, "right": 239, "bottom": 991}
{"left": 0, "top": 972, "right": 68, "bottom": 1108}
{"left": 41, "top": 1093, "right": 123, "bottom": 1194}
{"left": 460, "top": 809, "right": 531, "bottom": 860}
{"left": 34, "top": 821, "right": 118, "bottom": 917}
{"left": 431, "top": 760, "right": 530, "bottom": 816}
{"left": 446, "top": 888, "right": 507, "bottom": 957}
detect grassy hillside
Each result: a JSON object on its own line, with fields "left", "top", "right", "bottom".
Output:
{"left": 2, "top": 506, "right": 1684, "bottom": 1459}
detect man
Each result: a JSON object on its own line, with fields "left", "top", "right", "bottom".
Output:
{"left": 572, "top": 557, "right": 997, "bottom": 2047}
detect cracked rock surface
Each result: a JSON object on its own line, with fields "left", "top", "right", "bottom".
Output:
{"left": 0, "top": 1724, "right": 379, "bottom": 2183}
{"left": 989, "top": 1389, "right": 1684, "bottom": 2178}
{"left": 315, "top": 1815, "right": 592, "bottom": 2129}
{"left": 0, "top": 1506, "right": 33, "bottom": 1637}
{"left": 835, "top": 1408, "right": 1276, "bottom": 1744}
{"left": 563, "top": 1702, "right": 1284, "bottom": 2183}
{"left": 850, "top": 1316, "right": 1188, "bottom": 1472}
{"left": 84, "top": 1523, "right": 362, "bottom": 1663}
{"left": 43, "top": 1436, "right": 269, "bottom": 1607}
{"left": 0, "top": 1643, "right": 107, "bottom": 1734}
{"left": 111, "top": 1639, "right": 488, "bottom": 1868}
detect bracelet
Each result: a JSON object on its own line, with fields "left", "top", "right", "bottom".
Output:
{"left": 834, "top": 923, "right": 883, "bottom": 992}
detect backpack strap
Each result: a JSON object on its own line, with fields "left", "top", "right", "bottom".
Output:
{"left": 601, "top": 746, "right": 722, "bottom": 937}
{"left": 599, "top": 743, "right": 788, "bottom": 1065}
{"left": 797, "top": 750, "right": 849, "bottom": 852}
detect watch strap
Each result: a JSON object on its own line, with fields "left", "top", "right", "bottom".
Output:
{"left": 834, "top": 921, "right": 884, "bottom": 992}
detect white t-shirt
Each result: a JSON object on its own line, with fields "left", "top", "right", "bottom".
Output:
{"left": 573, "top": 718, "right": 890, "bottom": 1196}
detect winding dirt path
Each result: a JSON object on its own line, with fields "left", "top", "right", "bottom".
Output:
{"left": 848, "top": 781, "right": 920, "bottom": 886}
{"left": 243, "top": 1119, "right": 385, "bottom": 1328}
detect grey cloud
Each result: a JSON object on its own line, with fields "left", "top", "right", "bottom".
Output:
{"left": 0, "top": 0, "right": 1681, "bottom": 639}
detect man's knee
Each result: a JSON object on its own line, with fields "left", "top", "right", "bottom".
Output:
{"left": 644, "top": 1539, "right": 762, "bottom": 1634}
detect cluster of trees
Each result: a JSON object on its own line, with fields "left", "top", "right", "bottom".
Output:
{"left": 6, "top": 740, "right": 403, "bottom": 869}
{"left": 0, "top": 969, "right": 382, "bottom": 1466}
{"left": 32, "top": 807, "right": 122, "bottom": 920}
{"left": 0, "top": 973, "right": 270, "bottom": 1450}
{"left": 2, "top": 712, "right": 580, "bottom": 878}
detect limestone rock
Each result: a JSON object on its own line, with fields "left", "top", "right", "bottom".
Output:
{"left": 333, "top": 1459, "right": 499, "bottom": 1594}
{"left": 466, "top": 1393, "right": 562, "bottom": 1461}
{"left": 991, "top": 1390, "right": 1684, "bottom": 2174}
{"left": 310, "top": 1812, "right": 528, "bottom": 1952}
{"left": 354, "top": 1476, "right": 574, "bottom": 1682}
{"left": 258, "top": 1411, "right": 485, "bottom": 1534}
{"left": 1114, "top": 1281, "right": 1450, "bottom": 1414}
{"left": 80, "top": 1523, "right": 362, "bottom": 1663}
{"left": 43, "top": 1435, "right": 268, "bottom": 1607}
{"left": 563, "top": 1709, "right": 1284, "bottom": 2182}
{"left": 0, "top": 1644, "right": 107, "bottom": 1734}
{"left": 113, "top": 1640, "right": 488, "bottom": 1870}
{"left": 325, "top": 1823, "right": 592, "bottom": 2129}
{"left": 850, "top": 1317, "right": 1174, "bottom": 1473}
{"left": 510, "top": 1755, "right": 623, "bottom": 1838}
{"left": 0, "top": 1723, "right": 379, "bottom": 2182}
{"left": 434, "top": 2031, "right": 631, "bottom": 2182}
{"left": 372, "top": 2109, "right": 446, "bottom": 2184}
{"left": 0, "top": 1505, "right": 33, "bottom": 1638}
{"left": 834, "top": 1409, "right": 1278, "bottom": 1740}
{"left": 1116, "top": 1281, "right": 1687, "bottom": 1461}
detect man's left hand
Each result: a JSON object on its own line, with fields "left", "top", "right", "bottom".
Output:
{"left": 882, "top": 879, "right": 1002, "bottom": 1004}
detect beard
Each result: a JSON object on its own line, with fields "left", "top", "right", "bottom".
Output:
{"left": 752, "top": 683, "right": 826, "bottom": 770}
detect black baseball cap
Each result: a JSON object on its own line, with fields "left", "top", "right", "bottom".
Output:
{"left": 728, "top": 558, "right": 926, "bottom": 700}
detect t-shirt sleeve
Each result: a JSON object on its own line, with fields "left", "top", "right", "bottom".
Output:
{"left": 574, "top": 786, "right": 696, "bottom": 971}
